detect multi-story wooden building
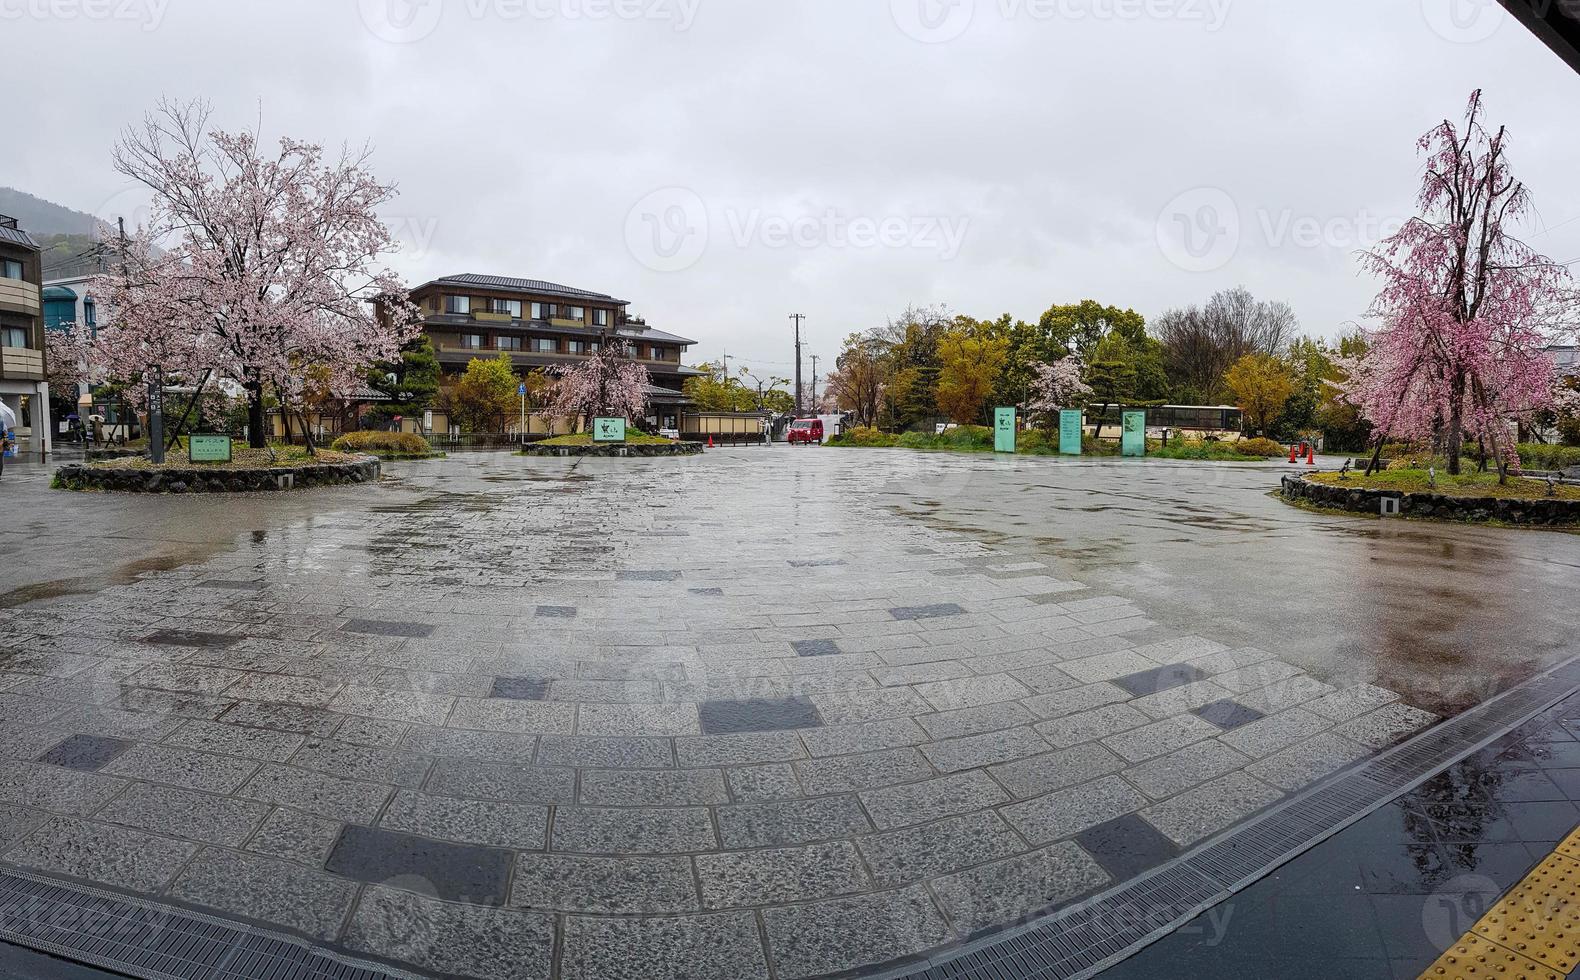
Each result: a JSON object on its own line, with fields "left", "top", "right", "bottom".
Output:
{"left": 0, "top": 215, "right": 51, "bottom": 460}
{"left": 412, "top": 273, "right": 701, "bottom": 431}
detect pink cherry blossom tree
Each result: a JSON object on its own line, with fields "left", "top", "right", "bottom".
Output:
{"left": 545, "top": 334, "right": 651, "bottom": 431}
{"left": 93, "top": 99, "right": 418, "bottom": 448}
{"left": 1022, "top": 356, "right": 1093, "bottom": 430}
{"left": 45, "top": 324, "right": 98, "bottom": 394}
{"left": 1346, "top": 91, "right": 1576, "bottom": 479}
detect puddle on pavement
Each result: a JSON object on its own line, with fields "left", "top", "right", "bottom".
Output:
{"left": 0, "top": 550, "right": 216, "bottom": 609}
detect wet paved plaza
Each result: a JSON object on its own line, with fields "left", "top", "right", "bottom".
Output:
{"left": 0, "top": 447, "right": 1575, "bottom": 979}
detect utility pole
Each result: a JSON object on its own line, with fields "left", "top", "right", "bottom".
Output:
{"left": 789, "top": 314, "right": 805, "bottom": 414}
{"left": 720, "top": 350, "right": 729, "bottom": 383}
{"left": 810, "top": 355, "right": 820, "bottom": 410}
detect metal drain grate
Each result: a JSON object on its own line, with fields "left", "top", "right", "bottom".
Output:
{"left": 895, "top": 654, "right": 1580, "bottom": 980}
{"left": 0, "top": 868, "right": 421, "bottom": 980}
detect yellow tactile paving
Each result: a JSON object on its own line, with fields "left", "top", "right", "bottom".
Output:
{"left": 1419, "top": 826, "right": 1580, "bottom": 980}
{"left": 1419, "top": 934, "right": 1562, "bottom": 979}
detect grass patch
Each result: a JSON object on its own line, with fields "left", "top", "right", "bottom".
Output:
{"left": 89, "top": 445, "right": 362, "bottom": 470}
{"left": 828, "top": 426, "right": 1281, "bottom": 461}
{"left": 536, "top": 431, "right": 674, "bottom": 446}
{"left": 1307, "top": 468, "right": 1580, "bottom": 501}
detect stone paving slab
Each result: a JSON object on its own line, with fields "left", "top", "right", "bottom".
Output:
{"left": 0, "top": 450, "right": 1450, "bottom": 980}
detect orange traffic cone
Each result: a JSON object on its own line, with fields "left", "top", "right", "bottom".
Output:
{"left": 1288, "top": 444, "right": 1298, "bottom": 463}
{"left": 707, "top": 436, "right": 714, "bottom": 448}
{"left": 1306, "top": 446, "right": 1316, "bottom": 466}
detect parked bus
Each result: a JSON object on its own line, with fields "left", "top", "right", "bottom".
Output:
{"left": 1085, "top": 405, "right": 1245, "bottom": 440}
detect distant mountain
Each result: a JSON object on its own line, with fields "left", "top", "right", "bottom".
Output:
{"left": 0, "top": 187, "right": 138, "bottom": 279}
{"left": 0, "top": 187, "right": 99, "bottom": 237}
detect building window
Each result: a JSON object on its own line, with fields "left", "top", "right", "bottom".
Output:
{"left": 530, "top": 302, "right": 545, "bottom": 320}
{"left": 490, "top": 298, "right": 521, "bottom": 318}
{"left": 0, "top": 259, "right": 21, "bottom": 281}
{"left": 1, "top": 325, "right": 26, "bottom": 348}
{"left": 83, "top": 299, "right": 97, "bottom": 328}
{"left": 497, "top": 335, "right": 522, "bottom": 351}
{"left": 459, "top": 334, "right": 483, "bottom": 349}
{"left": 446, "top": 295, "right": 471, "bottom": 315}
{"left": 592, "top": 309, "right": 609, "bottom": 327}
{"left": 566, "top": 340, "right": 585, "bottom": 355}
{"left": 554, "top": 305, "right": 584, "bottom": 321}
{"left": 532, "top": 337, "right": 557, "bottom": 353}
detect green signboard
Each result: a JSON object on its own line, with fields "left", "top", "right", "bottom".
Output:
{"left": 592, "top": 417, "right": 627, "bottom": 443}
{"left": 993, "top": 407, "right": 1016, "bottom": 453}
{"left": 188, "top": 434, "right": 232, "bottom": 463}
{"left": 1059, "top": 410, "right": 1083, "bottom": 456}
{"left": 1121, "top": 411, "right": 1147, "bottom": 457}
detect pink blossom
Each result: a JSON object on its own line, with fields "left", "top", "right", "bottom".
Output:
{"left": 90, "top": 98, "right": 418, "bottom": 445}
{"left": 1345, "top": 91, "right": 1577, "bottom": 473}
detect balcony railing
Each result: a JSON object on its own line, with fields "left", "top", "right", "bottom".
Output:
{"left": 0, "top": 345, "right": 44, "bottom": 380}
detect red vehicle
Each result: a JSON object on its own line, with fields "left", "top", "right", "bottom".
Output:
{"left": 786, "top": 418, "right": 824, "bottom": 445}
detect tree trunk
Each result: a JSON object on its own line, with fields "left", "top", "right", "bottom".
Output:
{"left": 1445, "top": 373, "right": 1465, "bottom": 475}
{"left": 247, "top": 380, "right": 267, "bottom": 449}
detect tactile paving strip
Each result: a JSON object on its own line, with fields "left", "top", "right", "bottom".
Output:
{"left": 1472, "top": 852, "right": 1580, "bottom": 973}
{"left": 895, "top": 654, "right": 1580, "bottom": 980}
{"left": 1419, "top": 934, "right": 1563, "bottom": 980}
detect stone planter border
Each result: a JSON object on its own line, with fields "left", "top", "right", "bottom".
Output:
{"left": 53, "top": 457, "right": 381, "bottom": 494}
{"left": 518, "top": 442, "right": 704, "bottom": 458}
{"left": 1280, "top": 473, "right": 1580, "bottom": 526}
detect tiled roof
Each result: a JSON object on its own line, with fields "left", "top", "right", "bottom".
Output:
{"left": 618, "top": 325, "right": 696, "bottom": 346}
{"left": 425, "top": 274, "right": 626, "bottom": 304}
{"left": 0, "top": 224, "right": 42, "bottom": 251}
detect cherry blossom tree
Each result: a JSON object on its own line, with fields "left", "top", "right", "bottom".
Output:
{"left": 1346, "top": 91, "right": 1576, "bottom": 479}
{"left": 1022, "top": 356, "right": 1093, "bottom": 430}
{"left": 93, "top": 99, "right": 418, "bottom": 447}
{"left": 545, "top": 335, "right": 650, "bottom": 430}
{"left": 45, "top": 324, "right": 97, "bottom": 394}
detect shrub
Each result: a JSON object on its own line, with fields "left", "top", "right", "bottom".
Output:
{"left": 827, "top": 426, "right": 897, "bottom": 447}
{"left": 1518, "top": 443, "right": 1580, "bottom": 471}
{"left": 330, "top": 431, "right": 435, "bottom": 456}
{"left": 935, "top": 425, "right": 994, "bottom": 450}
{"left": 1235, "top": 437, "right": 1287, "bottom": 458}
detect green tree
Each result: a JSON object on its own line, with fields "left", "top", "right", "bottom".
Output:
{"left": 935, "top": 326, "right": 1010, "bottom": 424}
{"left": 1270, "top": 337, "right": 1335, "bottom": 441}
{"left": 1224, "top": 352, "right": 1297, "bottom": 436}
{"left": 443, "top": 353, "right": 519, "bottom": 432}
{"left": 366, "top": 334, "right": 439, "bottom": 426}
{"left": 683, "top": 362, "right": 757, "bottom": 412}
{"left": 1085, "top": 331, "right": 1140, "bottom": 431}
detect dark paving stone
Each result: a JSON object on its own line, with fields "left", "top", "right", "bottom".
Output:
{"left": 700, "top": 697, "right": 823, "bottom": 735}
{"left": 791, "top": 640, "right": 842, "bottom": 659}
{"left": 341, "top": 619, "right": 435, "bottom": 638}
{"left": 1113, "top": 662, "right": 1208, "bottom": 698}
{"left": 35, "top": 735, "right": 132, "bottom": 772}
{"left": 1542, "top": 767, "right": 1580, "bottom": 799}
{"left": 689, "top": 588, "right": 724, "bottom": 596}
{"left": 617, "top": 571, "right": 680, "bottom": 582}
{"left": 492, "top": 677, "right": 550, "bottom": 701}
{"left": 889, "top": 603, "right": 966, "bottom": 621}
{"left": 788, "top": 559, "right": 846, "bottom": 568}
{"left": 1075, "top": 813, "right": 1180, "bottom": 879}
{"left": 198, "top": 579, "right": 266, "bottom": 591}
{"left": 1424, "top": 800, "right": 1580, "bottom": 844}
{"left": 324, "top": 825, "right": 512, "bottom": 906}
{"left": 1192, "top": 699, "right": 1266, "bottom": 731}
{"left": 1358, "top": 841, "right": 1540, "bottom": 895}
{"left": 535, "top": 606, "right": 577, "bottom": 619}
{"left": 141, "top": 629, "right": 238, "bottom": 649}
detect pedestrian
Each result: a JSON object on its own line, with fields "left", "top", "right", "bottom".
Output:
{"left": 0, "top": 399, "right": 16, "bottom": 476}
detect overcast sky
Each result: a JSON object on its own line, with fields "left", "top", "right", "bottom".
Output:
{"left": 7, "top": 0, "right": 1579, "bottom": 379}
